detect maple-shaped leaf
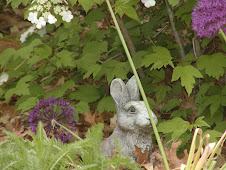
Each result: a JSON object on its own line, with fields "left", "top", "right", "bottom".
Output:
{"left": 142, "top": 46, "right": 174, "bottom": 70}
{"left": 134, "top": 145, "right": 148, "bottom": 164}
{"left": 203, "top": 94, "right": 222, "bottom": 116}
{"left": 172, "top": 65, "right": 203, "bottom": 96}
{"left": 197, "top": 53, "right": 226, "bottom": 80}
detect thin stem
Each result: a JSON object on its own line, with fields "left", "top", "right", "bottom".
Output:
{"left": 51, "top": 119, "right": 82, "bottom": 141}
{"left": 219, "top": 28, "right": 226, "bottom": 42}
{"left": 106, "top": 0, "right": 170, "bottom": 169}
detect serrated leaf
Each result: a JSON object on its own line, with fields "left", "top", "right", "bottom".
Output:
{"left": 157, "top": 117, "right": 190, "bottom": 139}
{"left": 17, "top": 97, "right": 39, "bottom": 113}
{"left": 155, "top": 85, "right": 171, "bottom": 103}
{"left": 197, "top": 53, "right": 226, "bottom": 80}
{"left": 83, "top": 64, "right": 101, "bottom": 79}
{"left": 142, "top": 46, "right": 174, "bottom": 70}
{"left": 94, "top": 0, "right": 105, "bottom": 4}
{"left": 168, "top": 0, "right": 180, "bottom": 7}
{"left": 172, "top": 65, "right": 203, "bottom": 96}
{"left": 0, "top": 48, "right": 16, "bottom": 67}
{"left": 204, "top": 94, "right": 221, "bottom": 116}
{"left": 97, "top": 96, "right": 116, "bottom": 113}
{"left": 75, "top": 101, "right": 89, "bottom": 114}
{"left": 162, "top": 98, "right": 180, "bottom": 112}
{"left": 78, "top": 0, "right": 94, "bottom": 12}
{"left": 69, "top": 84, "right": 100, "bottom": 103}
{"left": 150, "top": 68, "right": 165, "bottom": 83}
{"left": 193, "top": 116, "right": 210, "bottom": 128}
{"left": 56, "top": 50, "right": 75, "bottom": 68}
{"left": 45, "top": 80, "right": 75, "bottom": 98}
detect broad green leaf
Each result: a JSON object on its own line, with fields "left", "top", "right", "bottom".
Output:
{"left": 197, "top": 53, "right": 226, "bottom": 80}
{"left": 204, "top": 94, "right": 222, "bottom": 116}
{"left": 83, "top": 41, "right": 108, "bottom": 56}
{"left": 142, "top": 46, "right": 174, "bottom": 70}
{"left": 193, "top": 116, "right": 210, "bottom": 128}
{"left": 161, "top": 98, "right": 180, "bottom": 112}
{"left": 115, "top": 0, "right": 140, "bottom": 21}
{"left": 94, "top": 0, "right": 105, "bottom": 4}
{"left": 28, "top": 45, "right": 51, "bottom": 65}
{"left": 97, "top": 96, "right": 116, "bottom": 113}
{"left": 75, "top": 101, "right": 89, "bottom": 114}
{"left": 17, "top": 97, "right": 39, "bottom": 113}
{"left": 69, "top": 0, "right": 77, "bottom": 6}
{"left": 78, "top": 0, "right": 94, "bottom": 12}
{"left": 56, "top": 50, "right": 75, "bottom": 68}
{"left": 68, "top": 84, "right": 100, "bottom": 103}
{"left": 83, "top": 64, "right": 101, "bottom": 79}
{"left": 204, "top": 130, "right": 224, "bottom": 143}
{"left": 157, "top": 117, "right": 190, "bottom": 139}
{"left": 168, "top": 0, "right": 180, "bottom": 7}
{"left": 172, "top": 65, "right": 203, "bottom": 96}
{"left": 150, "top": 69, "right": 165, "bottom": 83}
{"left": 45, "top": 80, "right": 75, "bottom": 98}
{"left": 0, "top": 48, "right": 16, "bottom": 67}
{"left": 0, "top": 88, "right": 3, "bottom": 97}
{"left": 155, "top": 85, "right": 171, "bottom": 103}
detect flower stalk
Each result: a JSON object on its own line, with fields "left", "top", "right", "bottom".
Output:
{"left": 105, "top": 0, "right": 169, "bottom": 169}
{"left": 219, "top": 28, "right": 226, "bottom": 42}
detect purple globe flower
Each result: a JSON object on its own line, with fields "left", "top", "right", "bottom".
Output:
{"left": 29, "top": 96, "right": 77, "bottom": 142}
{"left": 192, "top": 0, "right": 226, "bottom": 38}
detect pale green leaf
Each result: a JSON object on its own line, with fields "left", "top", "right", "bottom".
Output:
{"left": 68, "top": 0, "right": 77, "bottom": 6}
{"left": 197, "top": 53, "right": 226, "bottom": 80}
{"left": 193, "top": 116, "right": 210, "bottom": 128}
{"left": 17, "top": 97, "right": 39, "bottom": 113}
{"left": 56, "top": 50, "right": 75, "bottom": 68}
{"left": 97, "top": 96, "right": 116, "bottom": 113}
{"left": 168, "top": 0, "right": 180, "bottom": 7}
{"left": 157, "top": 117, "right": 190, "bottom": 139}
{"left": 68, "top": 84, "right": 100, "bottom": 103}
{"left": 142, "top": 46, "right": 174, "bottom": 70}
{"left": 78, "top": 0, "right": 94, "bottom": 12}
{"left": 172, "top": 65, "right": 203, "bottom": 96}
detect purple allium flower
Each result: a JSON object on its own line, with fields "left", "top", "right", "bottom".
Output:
{"left": 29, "top": 96, "right": 77, "bottom": 142}
{"left": 192, "top": 0, "right": 226, "bottom": 38}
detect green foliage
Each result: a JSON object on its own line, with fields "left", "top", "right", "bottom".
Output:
{"left": 168, "top": 0, "right": 180, "bottom": 8}
{"left": 0, "top": 122, "right": 138, "bottom": 169}
{"left": 97, "top": 96, "right": 116, "bottom": 113}
{"left": 172, "top": 65, "right": 203, "bottom": 96}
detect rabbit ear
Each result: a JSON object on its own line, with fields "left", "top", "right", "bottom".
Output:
{"left": 110, "top": 78, "right": 130, "bottom": 108}
{"left": 126, "top": 75, "right": 140, "bottom": 101}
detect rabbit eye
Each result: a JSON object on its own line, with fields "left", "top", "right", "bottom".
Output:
{"left": 130, "top": 106, "right": 136, "bottom": 113}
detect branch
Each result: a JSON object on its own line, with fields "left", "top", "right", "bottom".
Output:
{"left": 165, "top": 0, "right": 185, "bottom": 59}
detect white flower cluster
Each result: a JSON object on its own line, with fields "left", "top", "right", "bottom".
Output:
{"left": 141, "top": 0, "right": 156, "bottom": 8}
{"left": 0, "top": 73, "right": 9, "bottom": 86}
{"left": 20, "top": 0, "right": 73, "bottom": 42}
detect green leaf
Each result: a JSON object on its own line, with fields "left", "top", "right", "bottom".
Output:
{"left": 83, "top": 64, "right": 101, "bottom": 79}
{"left": 5, "top": 75, "right": 34, "bottom": 100}
{"left": 94, "top": 0, "right": 105, "bottom": 4}
{"left": 150, "top": 69, "right": 165, "bottom": 83}
{"left": 75, "top": 101, "right": 89, "bottom": 114}
{"left": 115, "top": 0, "right": 140, "bottom": 21}
{"left": 204, "top": 94, "right": 222, "bottom": 116}
{"left": 197, "top": 53, "right": 226, "bottom": 80}
{"left": 193, "top": 116, "right": 210, "bottom": 128}
{"left": 68, "top": 84, "right": 100, "bottom": 103}
{"left": 168, "top": 0, "right": 180, "bottom": 7}
{"left": 45, "top": 80, "right": 75, "bottom": 98}
{"left": 17, "top": 97, "right": 39, "bottom": 113}
{"left": 69, "top": 0, "right": 77, "bottom": 6}
{"left": 97, "top": 96, "right": 116, "bottom": 113}
{"left": 157, "top": 117, "right": 190, "bottom": 139}
{"left": 142, "top": 46, "right": 174, "bottom": 70}
{"left": 0, "top": 88, "right": 3, "bottom": 97}
{"left": 155, "top": 85, "right": 171, "bottom": 103}
{"left": 56, "top": 50, "right": 75, "bottom": 68}
{"left": 28, "top": 45, "right": 51, "bottom": 65}
{"left": 0, "top": 48, "right": 16, "bottom": 67}
{"left": 204, "top": 130, "right": 223, "bottom": 143}
{"left": 161, "top": 98, "right": 180, "bottom": 112}
{"left": 78, "top": 0, "right": 94, "bottom": 12}
{"left": 172, "top": 65, "right": 203, "bottom": 96}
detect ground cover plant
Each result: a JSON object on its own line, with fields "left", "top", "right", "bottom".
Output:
{"left": 0, "top": 0, "right": 225, "bottom": 169}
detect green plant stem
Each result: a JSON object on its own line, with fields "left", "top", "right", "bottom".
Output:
{"left": 219, "top": 28, "right": 226, "bottom": 42}
{"left": 105, "top": 0, "right": 169, "bottom": 169}
{"left": 51, "top": 119, "right": 82, "bottom": 141}
{"left": 208, "top": 161, "right": 216, "bottom": 170}
{"left": 219, "top": 163, "right": 226, "bottom": 170}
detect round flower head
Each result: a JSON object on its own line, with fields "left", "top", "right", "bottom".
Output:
{"left": 192, "top": 0, "right": 226, "bottom": 38}
{"left": 29, "top": 96, "right": 77, "bottom": 142}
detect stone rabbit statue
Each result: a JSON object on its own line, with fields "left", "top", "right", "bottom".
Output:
{"left": 102, "top": 76, "right": 158, "bottom": 161}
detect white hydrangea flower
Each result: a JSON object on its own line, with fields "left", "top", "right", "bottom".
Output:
{"left": 48, "top": 14, "right": 57, "bottom": 24}
{"left": 36, "top": 5, "right": 43, "bottom": 12}
{"left": 54, "top": 5, "right": 62, "bottom": 14}
{"left": 42, "top": 11, "right": 51, "bottom": 19}
{"left": 20, "top": 25, "right": 36, "bottom": 42}
{"left": 0, "top": 73, "right": 9, "bottom": 86}
{"left": 45, "top": 2, "right": 52, "bottom": 10}
{"left": 141, "top": 0, "right": 156, "bottom": 8}
{"left": 60, "top": 10, "right": 73, "bottom": 22}
{"left": 28, "top": 12, "right": 38, "bottom": 24}
{"left": 38, "top": 0, "right": 48, "bottom": 4}
{"left": 51, "top": 0, "right": 63, "bottom": 4}
{"left": 36, "top": 17, "right": 46, "bottom": 29}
